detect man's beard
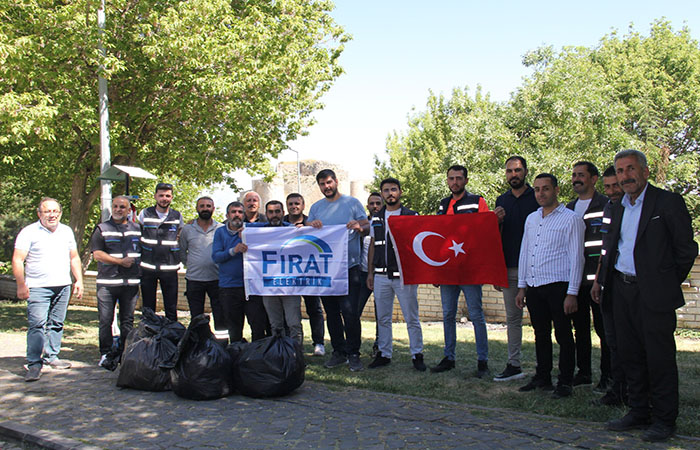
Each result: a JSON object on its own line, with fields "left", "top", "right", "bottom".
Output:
{"left": 384, "top": 197, "right": 398, "bottom": 206}
{"left": 229, "top": 218, "right": 243, "bottom": 229}
{"left": 509, "top": 177, "right": 524, "bottom": 189}
{"left": 198, "top": 210, "right": 213, "bottom": 220}
{"left": 323, "top": 187, "right": 337, "bottom": 198}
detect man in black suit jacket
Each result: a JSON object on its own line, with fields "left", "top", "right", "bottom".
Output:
{"left": 599, "top": 149, "right": 697, "bottom": 442}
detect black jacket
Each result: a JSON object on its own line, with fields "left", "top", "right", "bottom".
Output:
{"left": 566, "top": 191, "right": 609, "bottom": 285}
{"left": 371, "top": 206, "right": 417, "bottom": 278}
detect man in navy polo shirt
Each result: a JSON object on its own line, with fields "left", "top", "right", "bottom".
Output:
{"left": 493, "top": 156, "right": 539, "bottom": 381}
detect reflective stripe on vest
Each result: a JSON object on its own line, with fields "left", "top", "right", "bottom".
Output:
{"left": 456, "top": 204, "right": 479, "bottom": 211}
{"left": 583, "top": 211, "right": 605, "bottom": 220}
{"left": 584, "top": 240, "right": 603, "bottom": 248}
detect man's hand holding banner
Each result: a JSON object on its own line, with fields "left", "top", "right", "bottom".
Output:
{"left": 388, "top": 213, "right": 508, "bottom": 286}
{"left": 243, "top": 225, "right": 349, "bottom": 296}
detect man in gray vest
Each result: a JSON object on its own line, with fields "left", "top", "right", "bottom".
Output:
{"left": 138, "top": 182, "right": 183, "bottom": 320}
{"left": 90, "top": 195, "right": 141, "bottom": 370}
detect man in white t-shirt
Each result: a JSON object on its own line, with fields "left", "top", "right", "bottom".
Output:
{"left": 366, "top": 178, "right": 425, "bottom": 371}
{"left": 12, "top": 198, "right": 83, "bottom": 382}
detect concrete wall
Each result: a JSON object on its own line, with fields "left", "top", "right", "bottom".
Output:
{"left": 2, "top": 255, "right": 698, "bottom": 328}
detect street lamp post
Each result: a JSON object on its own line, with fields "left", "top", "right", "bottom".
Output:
{"left": 98, "top": 0, "right": 111, "bottom": 221}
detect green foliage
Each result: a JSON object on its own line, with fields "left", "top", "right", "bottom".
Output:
{"left": 376, "top": 20, "right": 700, "bottom": 233}
{"left": 0, "top": 0, "right": 348, "bottom": 253}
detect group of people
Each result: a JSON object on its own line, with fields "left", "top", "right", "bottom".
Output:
{"left": 12, "top": 148, "right": 696, "bottom": 443}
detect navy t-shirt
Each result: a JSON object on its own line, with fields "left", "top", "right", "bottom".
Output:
{"left": 495, "top": 185, "right": 539, "bottom": 268}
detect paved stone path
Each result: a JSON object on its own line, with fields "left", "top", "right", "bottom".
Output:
{"left": 0, "top": 333, "right": 693, "bottom": 449}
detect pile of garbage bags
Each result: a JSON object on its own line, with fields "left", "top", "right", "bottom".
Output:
{"left": 116, "top": 309, "right": 305, "bottom": 400}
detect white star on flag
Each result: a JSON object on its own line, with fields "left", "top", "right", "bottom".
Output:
{"left": 448, "top": 240, "right": 465, "bottom": 257}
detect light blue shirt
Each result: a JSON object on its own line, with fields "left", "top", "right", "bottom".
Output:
{"left": 614, "top": 183, "right": 649, "bottom": 276}
{"left": 308, "top": 195, "right": 367, "bottom": 268}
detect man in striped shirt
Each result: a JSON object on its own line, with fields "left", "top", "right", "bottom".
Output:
{"left": 516, "top": 173, "right": 585, "bottom": 399}
{"left": 566, "top": 161, "right": 611, "bottom": 392}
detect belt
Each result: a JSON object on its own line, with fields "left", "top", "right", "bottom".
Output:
{"left": 614, "top": 270, "right": 637, "bottom": 284}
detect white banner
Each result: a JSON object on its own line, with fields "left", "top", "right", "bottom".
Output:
{"left": 242, "top": 225, "right": 348, "bottom": 296}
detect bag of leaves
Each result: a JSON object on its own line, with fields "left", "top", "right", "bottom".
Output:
{"left": 171, "top": 314, "right": 233, "bottom": 400}
{"left": 231, "top": 331, "right": 305, "bottom": 398}
{"left": 116, "top": 308, "right": 185, "bottom": 391}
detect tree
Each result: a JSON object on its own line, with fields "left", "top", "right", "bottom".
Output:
{"left": 376, "top": 20, "right": 700, "bottom": 232}
{"left": 0, "top": 0, "right": 348, "bottom": 252}
{"left": 373, "top": 87, "right": 514, "bottom": 214}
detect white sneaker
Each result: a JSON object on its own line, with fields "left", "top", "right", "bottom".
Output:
{"left": 313, "top": 344, "right": 325, "bottom": 356}
{"left": 98, "top": 354, "right": 108, "bottom": 367}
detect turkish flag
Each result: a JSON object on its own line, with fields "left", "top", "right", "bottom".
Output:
{"left": 388, "top": 213, "right": 508, "bottom": 286}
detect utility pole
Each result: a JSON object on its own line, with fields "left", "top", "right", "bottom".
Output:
{"left": 98, "top": 0, "right": 112, "bottom": 221}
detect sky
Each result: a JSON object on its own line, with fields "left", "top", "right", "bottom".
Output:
{"left": 224, "top": 0, "right": 700, "bottom": 194}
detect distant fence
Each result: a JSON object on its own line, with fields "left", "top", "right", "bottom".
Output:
{"left": 2, "top": 255, "right": 699, "bottom": 329}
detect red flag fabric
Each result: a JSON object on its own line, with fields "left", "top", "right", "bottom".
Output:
{"left": 388, "top": 213, "right": 508, "bottom": 286}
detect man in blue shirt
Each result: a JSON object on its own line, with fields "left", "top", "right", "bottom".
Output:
{"left": 308, "top": 169, "right": 369, "bottom": 372}
{"left": 493, "top": 156, "right": 539, "bottom": 382}
{"left": 212, "top": 201, "right": 267, "bottom": 343}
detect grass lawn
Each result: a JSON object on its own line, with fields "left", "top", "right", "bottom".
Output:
{"left": 2, "top": 299, "right": 700, "bottom": 437}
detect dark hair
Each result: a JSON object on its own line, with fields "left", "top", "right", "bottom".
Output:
{"left": 573, "top": 161, "right": 599, "bottom": 177}
{"left": 196, "top": 196, "right": 213, "bottom": 204}
{"left": 226, "top": 201, "right": 244, "bottom": 214}
{"left": 380, "top": 177, "right": 401, "bottom": 191}
{"left": 368, "top": 191, "right": 382, "bottom": 200}
{"left": 602, "top": 166, "right": 616, "bottom": 178}
{"left": 316, "top": 169, "right": 337, "bottom": 183}
{"left": 155, "top": 182, "right": 173, "bottom": 193}
{"left": 266, "top": 200, "right": 284, "bottom": 211}
{"left": 614, "top": 149, "right": 648, "bottom": 168}
{"left": 505, "top": 155, "right": 527, "bottom": 171}
{"left": 447, "top": 164, "right": 468, "bottom": 178}
{"left": 534, "top": 173, "right": 558, "bottom": 187}
{"left": 286, "top": 193, "right": 304, "bottom": 202}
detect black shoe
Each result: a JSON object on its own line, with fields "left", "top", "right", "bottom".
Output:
{"left": 324, "top": 352, "right": 348, "bottom": 368}
{"left": 24, "top": 365, "right": 42, "bottom": 382}
{"left": 430, "top": 357, "right": 455, "bottom": 373}
{"left": 591, "top": 390, "right": 624, "bottom": 407}
{"left": 518, "top": 377, "right": 553, "bottom": 392}
{"left": 551, "top": 384, "right": 573, "bottom": 399}
{"left": 593, "top": 375, "right": 612, "bottom": 393}
{"left": 348, "top": 353, "right": 364, "bottom": 372}
{"left": 475, "top": 360, "right": 489, "bottom": 379}
{"left": 642, "top": 422, "right": 675, "bottom": 442}
{"left": 370, "top": 342, "right": 379, "bottom": 359}
{"left": 606, "top": 413, "right": 651, "bottom": 431}
{"left": 572, "top": 372, "right": 592, "bottom": 387}
{"left": 368, "top": 354, "right": 391, "bottom": 369}
{"left": 412, "top": 353, "right": 427, "bottom": 372}
{"left": 493, "top": 364, "right": 526, "bottom": 382}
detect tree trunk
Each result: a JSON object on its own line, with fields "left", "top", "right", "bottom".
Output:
{"left": 69, "top": 167, "right": 100, "bottom": 268}
{"left": 655, "top": 145, "right": 670, "bottom": 185}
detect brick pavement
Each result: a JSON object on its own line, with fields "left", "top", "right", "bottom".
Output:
{"left": 0, "top": 333, "right": 691, "bottom": 449}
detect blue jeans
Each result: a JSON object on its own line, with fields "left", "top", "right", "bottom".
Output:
{"left": 26, "top": 285, "right": 71, "bottom": 368}
{"left": 440, "top": 284, "right": 488, "bottom": 361}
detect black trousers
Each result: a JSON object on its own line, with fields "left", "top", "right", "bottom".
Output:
{"left": 303, "top": 296, "right": 325, "bottom": 345}
{"left": 570, "top": 284, "right": 611, "bottom": 378}
{"left": 97, "top": 285, "right": 139, "bottom": 355}
{"left": 320, "top": 265, "right": 362, "bottom": 356}
{"left": 219, "top": 287, "right": 268, "bottom": 342}
{"left": 612, "top": 274, "right": 678, "bottom": 425}
{"left": 141, "top": 270, "right": 179, "bottom": 321}
{"left": 525, "top": 282, "right": 575, "bottom": 386}
{"left": 601, "top": 301, "right": 625, "bottom": 388}
{"left": 185, "top": 279, "right": 224, "bottom": 330}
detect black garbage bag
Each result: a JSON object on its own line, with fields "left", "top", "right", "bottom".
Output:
{"left": 116, "top": 308, "right": 185, "bottom": 391}
{"left": 122, "top": 307, "right": 179, "bottom": 350}
{"left": 171, "top": 314, "right": 233, "bottom": 400}
{"left": 231, "top": 333, "right": 305, "bottom": 398}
